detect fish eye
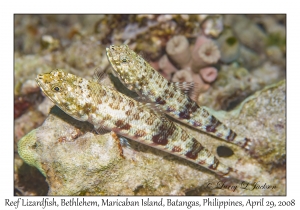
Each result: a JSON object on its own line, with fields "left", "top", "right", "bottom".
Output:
{"left": 52, "top": 85, "right": 62, "bottom": 92}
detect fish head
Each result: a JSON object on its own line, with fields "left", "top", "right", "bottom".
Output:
{"left": 36, "top": 69, "right": 93, "bottom": 121}
{"left": 106, "top": 44, "right": 148, "bottom": 91}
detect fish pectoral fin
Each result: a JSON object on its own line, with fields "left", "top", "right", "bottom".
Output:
{"left": 139, "top": 101, "right": 166, "bottom": 116}
{"left": 135, "top": 96, "right": 148, "bottom": 103}
{"left": 119, "top": 136, "right": 131, "bottom": 148}
{"left": 94, "top": 125, "right": 110, "bottom": 135}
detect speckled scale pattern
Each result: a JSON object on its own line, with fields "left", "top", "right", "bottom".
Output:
{"left": 36, "top": 69, "right": 235, "bottom": 177}
{"left": 106, "top": 45, "right": 252, "bottom": 150}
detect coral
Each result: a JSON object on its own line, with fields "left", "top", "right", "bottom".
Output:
{"left": 158, "top": 54, "right": 178, "bottom": 80}
{"left": 216, "top": 29, "right": 240, "bottom": 63}
{"left": 199, "top": 67, "right": 218, "bottom": 83}
{"left": 17, "top": 129, "right": 46, "bottom": 176}
{"left": 160, "top": 34, "right": 221, "bottom": 96}
{"left": 172, "top": 69, "right": 210, "bottom": 101}
{"left": 230, "top": 15, "right": 267, "bottom": 52}
{"left": 201, "top": 15, "right": 224, "bottom": 38}
{"left": 197, "top": 62, "right": 283, "bottom": 110}
{"left": 18, "top": 81, "right": 286, "bottom": 195}
{"left": 165, "top": 35, "right": 191, "bottom": 68}
{"left": 172, "top": 69, "right": 193, "bottom": 83}
{"left": 191, "top": 38, "right": 220, "bottom": 71}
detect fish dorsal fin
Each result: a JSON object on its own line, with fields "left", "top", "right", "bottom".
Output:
{"left": 170, "top": 81, "right": 199, "bottom": 102}
{"left": 170, "top": 82, "right": 194, "bottom": 95}
{"left": 135, "top": 98, "right": 166, "bottom": 119}
{"left": 93, "top": 67, "right": 109, "bottom": 84}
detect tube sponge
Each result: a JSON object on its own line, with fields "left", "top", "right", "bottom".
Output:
{"left": 199, "top": 67, "right": 218, "bottom": 83}
{"left": 158, "top": 54, "right": 178, "bottom": 80}
{"left": 191, "top": 37, "right": 220, "bottom": 72}
{"left": 172, "top": 69, "right": 193, "bottom": 83}
{"left": 166, "top": 35, "right": 191, "bottom": 68}
{"left": 216, "top": 29, "right": 240, "bottom": 63}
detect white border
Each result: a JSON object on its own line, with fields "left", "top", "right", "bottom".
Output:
{"left": 2, "top": 0, "right": 298, "bottom": 209}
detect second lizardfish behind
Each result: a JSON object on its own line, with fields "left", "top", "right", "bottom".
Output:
{"left": 106, "top": 45, "right": 252, "bottom": 151}
{"left": 36, "top": 69, "right": 239, "bottom": 178}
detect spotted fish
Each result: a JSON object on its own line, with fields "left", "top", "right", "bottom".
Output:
{"left": 106, "top": 45, "right": 252, "bottom": 151}
{"left": 36, "top": 69, "right": 237, "bottom": 178}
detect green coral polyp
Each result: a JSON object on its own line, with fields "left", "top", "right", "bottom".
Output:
{"left": 17, "top": 129, "right": 46, "bottom": 176}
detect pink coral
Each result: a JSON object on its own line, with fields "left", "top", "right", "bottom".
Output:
{"left": 199, "top": 67, "right": 218, "bottom": 83}
{"left": 193, "top": 35, "right": 210, "bottom": 52}
{"left": 190, "top": 72, "right": 210, "bottom": 101}
{"left": 191, "top": 36, "right": 220, "bottom": 72}
{"left": 171, "top": 68, "right": 210, "bottom": 101}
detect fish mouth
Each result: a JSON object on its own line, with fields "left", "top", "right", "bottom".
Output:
{"left": 35, "top": 75, "right": 45, "bottom": 92}
{"left": 35, "top": 75, "right": 56, "bottom": 104}
{"left": 106, "top": 47, "right": 115, "bottom": 62}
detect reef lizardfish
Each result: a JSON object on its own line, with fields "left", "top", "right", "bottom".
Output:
{"left": 36, "top": 69, "right": 236, "bottom": 178}
{"left": 106, "top": 45, "right": 252, "bottom": 151}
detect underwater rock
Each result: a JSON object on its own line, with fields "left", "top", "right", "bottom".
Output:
{"left": 20, "top": 79, "right": 40, "bottom": 95}
{"left": 197, "top": 63, "right": 283, "bottom": 111}
{"left": 18, "top": 80, "right": 286, "bottom": 195}
{"left": 229, "top": 15, "right": 267, "bottom": 52}
{"left": 238, "top": 45, "right": 265, "bottom": 70}
{"left": 266, "top": 45, "right": 285, "bottom": 66}
{"left": 63, "top": 37, "right": 109, "bottom": 77}
{"left": 201, "top": 15, "right": 224, "bottom": 38}
{"left": 14, "top": 55, "right": 54, "bottom": 95}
